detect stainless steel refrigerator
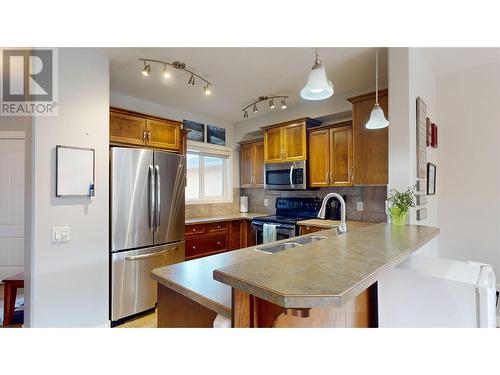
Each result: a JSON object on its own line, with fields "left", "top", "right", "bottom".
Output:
{"left": 110, "top": 147, "right": 185, "bottom": 323}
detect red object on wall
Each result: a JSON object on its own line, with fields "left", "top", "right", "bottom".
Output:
{"left": 431, "top": 123, "right": 438, "bottom": 148}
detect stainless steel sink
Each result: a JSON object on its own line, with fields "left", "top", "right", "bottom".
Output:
{"left": 256, "top": 242, "right": 302, "bottom": 254}
{"left": 293, "top": 235, "right": 329, "bottom": 245}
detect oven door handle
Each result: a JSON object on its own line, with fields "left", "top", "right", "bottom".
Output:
{"left": 289, "top": 165, "right": 295, "bottom": 189}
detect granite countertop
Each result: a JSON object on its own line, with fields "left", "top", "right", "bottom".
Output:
{"left": 151, "top": 247, "right": 265, "bottom": 317}
{"left": 213, "top": 224, "right": 439, "bottom": 309}
{"left": 185, "top": 212, "right": 266, "bottom": 225}
{"left": 297, "top": 219, "right": 374, "bottom": 230}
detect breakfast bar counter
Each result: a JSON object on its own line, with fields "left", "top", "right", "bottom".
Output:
{"left": 152, "top": 223, "right": 439, "bottom": 328}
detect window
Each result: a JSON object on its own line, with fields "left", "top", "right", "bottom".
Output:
{"left": 186, "top": 148, "right": 230, "bottom": 203}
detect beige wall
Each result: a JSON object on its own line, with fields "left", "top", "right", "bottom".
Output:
{"left": 27, "top": 49, "right": 110, "bottom": 327}
{"left": 436, "top": 60, "right": 500, "bottom": 275}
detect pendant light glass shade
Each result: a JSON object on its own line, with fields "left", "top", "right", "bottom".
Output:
{"left": 300, "top": 49, "right": 334, "bottom": 101}
{"left": 365, "top": 104, "right": 389, "bottom": 129}
{"left": 365, "top": 48, "right": 389, "bottom": 129}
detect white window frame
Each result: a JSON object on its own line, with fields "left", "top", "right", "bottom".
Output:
{"left": 185, "top": 141, "right": 233, "bottom": 204}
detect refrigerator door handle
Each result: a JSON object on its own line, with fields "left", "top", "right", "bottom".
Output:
{"left": 149, "top": 165, "right": 155, "bottom": 228}
{"left": 155, "top": 165, "right": 161, "bottom": 229}
{"left": 125, "top": 248, "right": 175, "bottom": 261}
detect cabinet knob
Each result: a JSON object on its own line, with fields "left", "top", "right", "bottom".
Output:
{"left": 217, "top": 241, "right": 221, "bottom": 245}
{"left": 192, "top": 228, "right": 196, "bottom": 231}
{"left": 217, "top": 225, "right": 221, "bottom": 229}
{"left": 306, "top": 225, "right": 310, "bottom": 230}
{"left": 192, "top": 246, "right": 196, "bottom": 249}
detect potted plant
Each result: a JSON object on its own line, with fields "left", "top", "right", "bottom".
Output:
{"left": 388, "top": 186, "right": 416, "bottom": 225}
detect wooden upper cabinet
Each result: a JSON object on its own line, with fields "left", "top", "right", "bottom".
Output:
{"left": 253, "top": 141, "right": 264, "bottom": 185}
{"left": 240, "top": 142, "right": 254, "bottom": 187}
{"left": 308, "top": 129, "right": 330, "bottom": 187}
{"left": 263, "top": 118, "right": 319, "bottom": 163}
{"left": 308, "top": 122, "right": 353, "bottom": 188}
{"left": 240, "top": 140, "right": 264, "bottom": 188}
{"left": 347, "top": 90, "right": 388, "bottom": 185}
{"left": 110, "top": 111, "right": 146, "bottom": 146}
{"left": 282, "top": 122, "right": 307, "bottom": 161}
{"left": 330, "top": 126, "right": 353, "bottom": 186}
{"left": 264, "top": 127, "right": 283, "bottom": 163}
{"left": 146, "top": 118, "right": 181, "bottom": 151}
{"left": 109, "top": 108, "right": 181, "bottom": 152}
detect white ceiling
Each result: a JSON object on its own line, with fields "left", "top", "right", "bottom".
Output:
{"left": 98, "top": 47, "right": 388, "bottom": 123}
{"left": 422, "top": 48, "right": 500, "bottom": 77}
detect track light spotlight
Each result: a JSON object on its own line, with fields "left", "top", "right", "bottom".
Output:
{"left": 243, "top": 110, "right": 249, "bottom": 119}
{"left": 188, "top": 74, "right": 195, "bottom": 85}
{"left": 253, "top": 104, "right": 258, "bottom": 113}
{"left": 142, "top": 62, "right": 151, "bottom": 77}
{"left": 204, "top": 84, "right": 211, "bottom": 95}
{"left": 162, "top": 64, "right": 170, "bottom": 79}
{"left": 281, "top": 99, "right": 287, "bottom": 109}
{"left": 269, "top": 99, "right": 275, "bottom": 109}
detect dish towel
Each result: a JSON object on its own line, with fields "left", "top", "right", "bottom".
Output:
{"left": 263, "top": 223, "right": 277, "bottom": 244}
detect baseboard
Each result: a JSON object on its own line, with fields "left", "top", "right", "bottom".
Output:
{"left": 497, "top": 316, "right": 500, "bottom": 328}
{"left": 95, "top": 320, "right": 111, "bottom": 328}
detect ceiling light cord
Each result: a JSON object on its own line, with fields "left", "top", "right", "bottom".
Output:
{"left": 375, "top": 48, "right": 379, "bottom": 105}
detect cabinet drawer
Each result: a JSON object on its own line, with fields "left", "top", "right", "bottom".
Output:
{"left": 186, "top": 233, "right": 227, "bottom": 258}
{"left": 206, "top": 222, "right": 227, "bottom": 233}
{"left": 299, "top": 225, "right": 324, "bottom": 235}
{"left": 185, "top": 224, "right": 205, "bottom": 236}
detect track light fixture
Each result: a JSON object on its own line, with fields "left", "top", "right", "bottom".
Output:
{"left": 142, "top": 61, "right": 151, "bottom": 77}
{"left": 139, "top": 58, "right": 212, "bottom": 95}
{"left": 241, "top": 95, "right": 288, "bottom": 119}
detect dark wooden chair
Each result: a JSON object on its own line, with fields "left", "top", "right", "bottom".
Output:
{"left": 2, "top": 273, "right": 24, "bottom": 327}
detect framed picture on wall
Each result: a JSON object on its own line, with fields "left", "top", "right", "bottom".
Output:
{"left": 427, "top": 163, "right": 436, "bottom": 195}
{"left": 207, "top": 125, "right": 226, "bottom": 146}
{"left": 183, "top": 120, "right": 205, "bottom": 142}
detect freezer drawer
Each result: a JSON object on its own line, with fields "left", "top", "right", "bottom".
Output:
{"left": 111, "top": 241, "right": 185, "bottom": 322}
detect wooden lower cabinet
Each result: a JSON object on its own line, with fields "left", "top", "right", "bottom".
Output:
{"left": 232, "top": 283, "right": 378, "bottom": 328}
{"left": 298, "top": 225, "right": 325, "bottom": 235}
{"left": 185, "top": 219, "right": 253, "bottom": 260}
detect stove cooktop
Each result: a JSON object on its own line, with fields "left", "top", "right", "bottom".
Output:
{"left": 254, "top": 215, "right": 311, "bottom": 225}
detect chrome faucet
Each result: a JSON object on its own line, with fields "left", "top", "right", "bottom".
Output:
{"left": 317, "top": 193, "right": 347, "bottom": 234}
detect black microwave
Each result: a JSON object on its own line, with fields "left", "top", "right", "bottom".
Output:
{"left": 264, "top": 160, "right": 306, "bottom": 190}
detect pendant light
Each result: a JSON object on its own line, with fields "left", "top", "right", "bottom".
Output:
{"left": 300, "top": 48, "right": 334, "bottom": 101}
{"left": 365, "top": 48, "right": 389, "bottom": 129}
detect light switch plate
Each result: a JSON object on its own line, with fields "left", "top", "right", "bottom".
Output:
{"left": 357, "top": 201, "right": 364, "bottom": 211}
{"left": 264, "top": 198, "right": 269, "bottom": 207}
{"left": 52, "top": 227, "right": 71, "bottom": 244}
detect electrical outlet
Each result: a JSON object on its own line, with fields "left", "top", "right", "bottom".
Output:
{"left": 264, "top": 198, "right": 269, "bottom": 207}
{"left": 357, "top": 201, "right": 364, "bottom": 211}
{"left": 52, "top": 227, "right": 71, "bottom": 244}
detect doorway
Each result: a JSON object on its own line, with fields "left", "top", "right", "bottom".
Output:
{"left": 0, "top": 131, "right": 25, "bottom": 326}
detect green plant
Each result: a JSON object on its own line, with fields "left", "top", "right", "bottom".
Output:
{"left": 388, "top": 186, "right": 416, "bottom": 213}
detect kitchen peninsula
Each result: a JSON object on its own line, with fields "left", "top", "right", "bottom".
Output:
{"left": 152, "top": 223, "right": 439, "bottom": 328}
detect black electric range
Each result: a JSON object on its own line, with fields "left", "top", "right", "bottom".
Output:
{"left": 251, "top": 197, "right": 324, "bottom": 244}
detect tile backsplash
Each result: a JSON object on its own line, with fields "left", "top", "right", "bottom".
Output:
{"left": 185, "top": 188, "right": 241, "bottom": 219}
{"left": 240, "top": 186, "right": 388, "bottom": 223}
